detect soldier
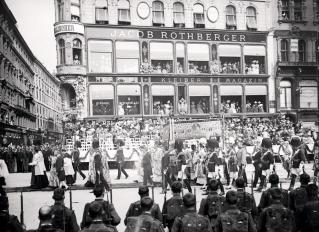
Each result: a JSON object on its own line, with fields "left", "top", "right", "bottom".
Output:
{"left": 215, "top": 190, "right": 256, "bottom": 232}
{"left": 314, "top": 140, "right": 319, "bottom": 186}
{"left": 0, "top": 193, "right": 24, "bottom": 232}
{"left": 162, "top": 181, "right": 184, "bottom": 232}
{"left": 50, "top": 188, "right": 79, "bottom": 232}
{"left": 258, "top": 173, "right": 289, "bottom": 213}
{"left": 289, "top": 136, "right": 307, "bottom": 191}
{"left": 300, "top": 184, "right": 319, "bottom": 232}
{"left": 172, "top": 193, "right": 212, "bottom": 232}
{"left": 258, "top": 188, "right": 295, "bottom": 232}
{"left": 72, "top": 140, "right": 86, "bottom": 182}
{"left": 236, "top": 138, "right": 248, "bottom": 186}
{"left": 199, "top": 179, "right": 225, "bottom": 231}
{"left": 125, "top": 197, "right": 164, "bottom": 232}
{"left": 256, "top": 138, "right": 274, "bottom": 192}
{"left": 115, "top": 140, "right": 128, "bottom": 180}
{"left": 81, "top": 201, "right": 117, "bottom": 232}
{"left": 289, "top": 173, "right": 310, "bottom": 232}
{"left": 233, "top": 177, "right": 258, "bottom": 223}
{"left": 31, "top": 205, "right": 63, "bottom": 232}
{"left": 124, "top": 185, "right": 162, "bottom": 225}
{"left": 225, "top": 141, "right": 237, "bottom": 188}
{"left": 81, "top": 184, "right": 120, "bottom": 229}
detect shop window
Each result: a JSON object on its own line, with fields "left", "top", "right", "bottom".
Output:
{"left": 90, "top": 85, "right": 114, "bottom": 115}
{"left": 299, "top": 80, "right": 318, "bottom": 108}
{"left": 177, "top": 86, "right": 187, "bottom": 114}
{"left": 220, "top": 86, "right": 242, "bottom": 113}
{"left": 193, "top": 3, "right": 205, "bottom": 28}
{"left": 152, "top": 1, "right": 164, "bottom": 26}
{"left": 150, "top": 42, "right": 173, "bottom": 74}
{"left": 189, "top": 85, "right": 210, "bottom": 114}
{"left": 118, "top": 0, "right": 130, "bottom": 25}
{"left": 244, "top": 46, "right": 266, "bottom": 74}
{"left": 245, "top": 85, "right": 267, "bottom": 112}
{"left": 246, "top": 7, "right": 257, "bottom": 31}
{"left": 176, "top": 43, "right": 185, "bottom": 74}
{"left": 71, "top": 0, "right": 80, "bottom": 21}
{"left": 280, "top": 80, "right": 292, "bottom": 109}
{"left": 316, "top": 40, "right": 319, "bottom": 62}
{"left": 281, "top": 39, "right": 289, "bottom": 62}
{"left": 58, "top": 39, "right": 65, "bottom": 65}
{"left": 88, "top": 40, "right": 112, "bottom": 73}
{"left": 57, "top": 0, "right": 64, "bottom": 21}
{"left": 187, "top": 43, "right": 209, "bottom": 74}
{"left": 72, "top": 39, "right": 82, "bottom": 65}
{"left": 152, "top": 85, "right": 174, "bottom": 115}
{"left": 116, "top": 41, "right": 139, "bottom": 73}
{"left": 219, "top": 44, "right": 241, "bottom": 74}
{"left": 173, "top": 2, "right": 185, "bottom": 28}
{"left": 226, "top": 5, "right": 237, "bottom": 30}
{"left": 95, "top": 0, "right": 108, "bottom": 24}
{"left": 117, "top": 85, "right": 141, "bottom": 115}
{"left": 294, "top": 0, "right": 303, "bottom": 21}
{"left": 298, "top": 40, "right": 306, "bottom": 62}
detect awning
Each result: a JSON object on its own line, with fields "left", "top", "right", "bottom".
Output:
{"left": 89, "top": 40, "right": 112, "bottom": 52}
{"left": 118, "top": 0, "right": 129, "bottom": 9}
{"left": 90, "top": 84, "right": 114, "bottom": 99}
{"left": 220, "top": 85, "right": 242, "bottom": 95}
{"left": 244, "top": 46, "right": 266, "bottom": 56}
{"left": 188, "top": 43, "right": 209, "bottom": 61}
{"left": 117, "top": 85, "right": 141, "bottom": 95}
{"left": 189, "top": 85, "right": 210, "bottom": 96}
{"left": 95, "top": 0, "right": 108, "bottom": 7}
{"left": 150, "top": 42, "right": 173, "bottom": 60}
{"left": 116, "top": 41, "right": 139, "bottom": 58}
{"left": 176, "top": 43, "right": 185, "bottom": 57}
{"left": 152, "top": 85, "right": 175, "bottom": 96}
{"left": 245, "top": 85, "right": 267, "bottom": 95}
{"left": 218, "top": 44, "right": 241, "bottom": 57}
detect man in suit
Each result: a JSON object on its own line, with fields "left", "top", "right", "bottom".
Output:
{"left": 115, "top": 140, "right": 128, "bottom": 180}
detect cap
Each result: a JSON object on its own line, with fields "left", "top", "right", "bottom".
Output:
{"left": 92, "top": 184, "right": 105, "bottom": 196}
{"left": 226, "top": 190, "right": 238, "bottom": 205}
{"left": 261, "top": 138, "right": 272, "bottom": 149}
{"left": 300, "top": 173, "right": 310, "bottom": 184}
{"left": 290, "top": 136, "right": 301, "bottom": 147}
{"left": 183, "top": 193, "right": 196, "bottom": 207}
{"left": 206, "top": 139, "right": 219, "bottom": 149}
{"left": 52, "top": 188, "right": 65, "bottom": 200}
{"left": 138, "top": 185, "right": 149, "bottom": 195}
{"left": 269, "top": 173, "right": 279, "bottom": 185}
{"left": 171, "top": 181, "right": 182, "bottom": 193}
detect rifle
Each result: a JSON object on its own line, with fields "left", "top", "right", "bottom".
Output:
{"left": 151, "top": 185, "right": 155, "bottom": 201}
{"left": 20, "top": 192, "right": 24, "bottom": 226}
{"left": 69, "top": 186, "right": 73, "bottom": 210}
{"left": 251, "top": 174, "right": 254, "bottom": 198}
{"left": 163, "top": 189, "right": 167, "bottom": 228}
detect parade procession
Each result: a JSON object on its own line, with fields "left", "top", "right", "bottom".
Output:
{"left": 1, "top": 0, "right": 319, "bottom": 232}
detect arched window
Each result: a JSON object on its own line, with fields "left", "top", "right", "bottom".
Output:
{"left": 118, "top": 0, "right": 130, "bottom": 25}
{"left": 193, "top": 3, "right": 205, "bottom": 28}
{"left": 152, "top": 1, "right": 164, "bottom": 26}
{"left": 226, "top": 5, "right": 237, "bottom": 30}
{"left": 294, "top": 0, "right": 302, "bottom": 21}
{"left": 280, "top": 80, "right": 292, "bottom": 109}
{"left": 316, "top": 40, "right": 319, "bottom": 62}
{"left": 57, "top": 0, "right": 64, "bottom": 21}
{"left": 73, "top": 39, "right": 82, "bottom": 65}
{"left": 71, "top": 0, "right": 80, "bottom": 21}
{"left": 281, "top": 0, "right": 290, "bottom": 20}
{"left": 95, "top": 0, "right": 108, "bottom": 24}
{"left": 173, "top": 2, "right": 185, "bottom": 28}
{"left": 246, "top": 7, "right": 257, "bottom": 31}
{"left": 58, "top": 39, "right": 65, "bottom": 65}
{"left": 298, "top": 40, "right": 306, "bottom": 62}
{"left": 281, "top": 39, "right": 289, "bottom": 62}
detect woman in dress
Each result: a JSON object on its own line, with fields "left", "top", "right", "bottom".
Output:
{"left": 48, "top": 149, "right": 59, "bottom": 188}
{"left": 29, "top": 140, "right": 48, "bottom": 189}
{"left": 55, "top": 150, "right": 67, "bottom": 189}
{"left": 63, "top": 152, "right": 75, "bottom": 186}
{"left": 151, "top": 141, "right": 164, "bottom": 186}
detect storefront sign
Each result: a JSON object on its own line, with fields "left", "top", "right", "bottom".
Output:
{"left": 54, "top": 23, "right": 85, "bottom": 35}
{"left": 290, "top": 39, "right": 299, "bottom": 52}
{"left": 86, "top": 27, "right": 267, "bottom": 43}
{"left": 151, "top": 76, "right": 268, "bottom": 84}
{"left": 92, "top": 100, "right": 113, "bottom": 116}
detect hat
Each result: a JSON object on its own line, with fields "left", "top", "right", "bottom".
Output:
{"left": 138, "top": 185, "right": 149, "bottom": 195}
{"left": 92, "top": 184, "right": 105, "bottom": 196}
{"left": 52, "top": 188, "right": 65, "bottom": 200}
{"left": 261, "top": 138, "right": 272, "bottom": 149}
{"left": 206, "top": 139, "right": 219, "bottom": 149}
{"left": 199, "top": 138, "right": 207, "bottom": 145}
{"left": 290, "top": 136, "right": 301, "bottom": 147}
{"left": 33, "top": 139, "right": 42, "bottom": 146}
{"left": 171, "top": 181, "right": 183, "bottom": 193}
{"left": 183, "top": 193, "right": 196, "bottom": 207}
{"left": 0, "top": 195, "right": 9, "bottom": 210}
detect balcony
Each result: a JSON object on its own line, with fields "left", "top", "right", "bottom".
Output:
{"left": 56, "top": 64, "right": 86, "bottom": 76}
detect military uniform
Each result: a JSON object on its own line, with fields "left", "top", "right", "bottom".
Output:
{"left": 289, "top": 185, "right": 308, "bottom": 231}
{"left": 300, "top": 198, "right": 319, "bottom": 232}
{"left": 172, "top": 209, "right": 212, "bottom": 232}
{"left": 51, "top": 202, "right": 79, "bottom": 232}
{"left": 235, "top": 189, "right": 258, "bottom": 223}
{"left": 162, "top": 195, "right": 183, "bottom": 232}
{"left": 258, "top": 187, "right": 289, "bottom": 213}
{"left": 125, "top": 212, "right": 164, "bottom": 232}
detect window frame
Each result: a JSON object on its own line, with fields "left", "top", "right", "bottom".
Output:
{"left": 246, "top": 6, "right": 257, "bottom": 31}
{"left": 299, "top": 80, "right": 318, "bottom": 109}
{"left": 173, "top": 2, "right": 185, "bottom": 28}
{"left": 280, "top": 80, "right": 292, "bottom": 109}
{"left": 115, "top": 41, "right": 140, "bottom": 73}
{"left": 152, "top": 1, "right": 165, "bottom": 26}
{"left": 193, "top": 3, "right": 205, "bottom": 28}
{"left": 72, "top": 39, "right": 82, "bottom": 65}
{"left": 58, "top": 39, "right": 65, "bottom": 65}
{"left": 118, "top": 0, "right": 131, "bottom": 25}
{"left": 88, "top": 40, "right": 113, "bottom": 73}
{"left": 226, "top": 5, "right": 237, "bottom": 30}
{"left": 280, "top": 39, "right": 289, "bottom": 62}
{"left": 71, "top": 0, "right": 81, "bottom": 22}
{"left": 298, "top": 40, "right": 306, "bottom": 62}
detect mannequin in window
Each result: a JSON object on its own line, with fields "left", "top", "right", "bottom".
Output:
{"left": 190, "top": 101, "right": 197, "bottom": 114}
{"left": 258, "top": 101, "right": 264, "bottom": 112}
{"left": 118, "top": 103, "right": 124, "bottom": 116}
{"left": 196, "top": 101, "right": 204, "bottom": 114}
{"left": 178, "top": 98, "right": 187, "bottom": 115}
{"left": 252, "top": 101, "right": 258, "bottom": 112}
{"left": 73, "top": 55, "right": 80, "bottom": 65}
{"left": 164, "top": 100, "right": 171, "bottom": 115}
{"left": 229, "top": 102, "right": 237, "bottom": 114}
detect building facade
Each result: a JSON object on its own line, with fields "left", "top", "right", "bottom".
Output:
{"left": 269, "top": 0, "right": 319, "bottom": 130}
{"left": 54, "top": 0, "right": 275, "bottom": 120}
{"left": 34, "top": 60, "right": 63, "bottom": 142}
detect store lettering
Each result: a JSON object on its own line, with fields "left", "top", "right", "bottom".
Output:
{"left": 224, "top": 78, "right": 265, "bottom": 84}
{"left": 54, "top": 25, "right": 74, "bottom": 34}
{"left": 161, "top": 77, "right": 204, "bottom": 83}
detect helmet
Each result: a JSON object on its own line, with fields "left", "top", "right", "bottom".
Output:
{"left": 261, "top": 138, "right": 272, "bottom": 149}
{"left": 290, "top": 136, "right": 301, "bottom": 147}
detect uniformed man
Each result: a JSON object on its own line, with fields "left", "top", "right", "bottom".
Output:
{"left": 124, "top": 185, "right": 162, "bottom": 225}
{"left": 72, "top": 140, "right": 86, "bottom": 182}
{"left": 258, "top": 188, "right": 295, "bottom": 232}
{"left": 0, "top": 194, "right": 24, "bottom": 232}
{"left": 125, "top": 197, "right": 164, "bottom": 232}
{"left": 50, "top": 188, "right": 79, "bottom": 232}
{"left": 236, "top": 138, "right": 248, "bottom": 186}
{"left": 81, "top": 184, "right": 120, "bottom": 229}
{"left": 162, "top": 181, "right": 184, "bottom": 232}
{"left": 300, "top": 184, "right": 319, "bottom": 232}
{"left": 172, "top": 193, "right": 212, "bottom": 232}
{"left": 215, "top": 190, "right": 256, "bottom": 232}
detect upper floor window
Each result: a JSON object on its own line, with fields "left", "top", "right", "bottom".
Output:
{"left": 95, "top": 0, "right": 108, "bottom": 24}
{"left": 173, "top": 2, "right": 185, "bottom": 28}
{"left": 281, "top": 0, "right": 290, "bottom": 20}
{"left": 73, "top": 39, "right": 82, "bottom": 65}
{"left": 88, "top": 40, "right": 113, "bottom": 73}
{"left": 57, "top": 0, "right": 64, "bottom": 21}
{"left": 71, "top": 0, "right": 80, "bottom": 22}
{"left": 294, "top": 0, "right": 302, "bottom": 21}
{"left": 315, "top": 0, "right": 319, "bottom": 21}
{"left": 152, "top": 1, "right": 164, "bottom": 26}
{"left": 298, "top": 40, "right": 306, "bottom": 62}
{"left": 281, "top": 39, "right": 289, "bottom": 62}
{"left": 226, "top": 5, "right": 237, "bottom": 30}
{"left": 118, "top": 0, "right": 130, "bottom": 25}
{"left": 316, "top": 40, "right": 319, "bottom": 62}
{"left": 246, "top": 7, "right": 257, "bottom": 31}
{"left": 193, "top": 3, "right": 205, "bottom": 28}
{"left": 58, "top": 39, "right": 65, "bottom": 65}
{"left": 116, "top": 41, "right": 139, "bottom": 73}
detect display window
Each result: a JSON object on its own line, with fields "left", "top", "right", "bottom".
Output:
{"left": 220, "top": 85, "right": 242, "bottom": 113}
{"left": 299, "top": 80, "right": 318, "bottom": 108}
{"left": 189, "top": 85, "right": 210, "bottom": 114}
{"left": 150, "top": 42, "right": 173, "bottom": 74}
{"left": 116, "top": 41, "right": 139, "bottom": 73}
{"left": 187, "top": 43, "right": 209, "bottom": 74}
{"left": 90, "top": 84, "right": 114, "bottom": 116}
{"left": 151, "top": 85, "right": 174, "bottom": 115}
{"left": 117, "top": 85, "right": 141, "bottom": 115}
{"left": 244, "top": 46, "right": 266, "bottom": 74}
{"left": 245, "top": 85, "right": 267, "bottom": 113}
{"left": 88, "top": 40, "right": 112, "bottom": 73}
{"left": 219, "top": 44, "right": 241, "bottom": 74}
{"left": 280, "top": 80, "right": 292, "bottom": 109}
{"left": 176, "top": 43, "right": 185, "bottom": 74}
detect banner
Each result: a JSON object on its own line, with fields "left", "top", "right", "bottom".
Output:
{"left": 290, "top": 39, "right": 299, "bottom": 52}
